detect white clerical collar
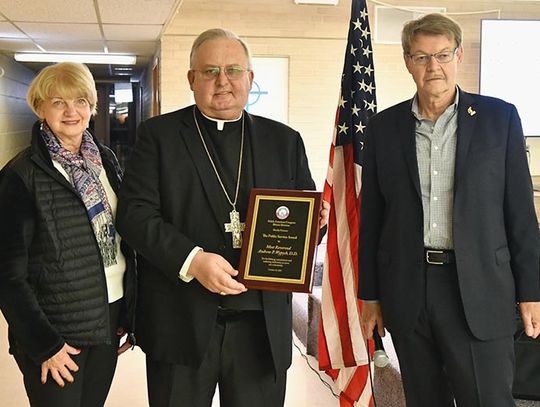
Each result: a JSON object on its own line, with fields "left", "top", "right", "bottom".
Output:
{"left": 200, "top": 110, "right": 242, "bottom": 131}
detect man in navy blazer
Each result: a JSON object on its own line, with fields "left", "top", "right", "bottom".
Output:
{"left": 359, "top": 14, "right": 540, "bottom": 406}
{"left": 117, "top": 29, "right": 327, "bottom": 407}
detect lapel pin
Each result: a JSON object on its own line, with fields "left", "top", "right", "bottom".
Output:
{"left": 467, "top": 106, "right": 476, "bottom": 116}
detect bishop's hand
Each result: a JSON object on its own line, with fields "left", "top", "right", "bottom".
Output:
{"left": 188, "top": 251, "right": 247, "bottom": 295}
{"left": 319, "top": 200, "right": 330, "bottom": 229}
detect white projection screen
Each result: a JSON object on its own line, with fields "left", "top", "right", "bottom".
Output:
{"left": 480, "top": 19, "right": 540, "bottom": 137}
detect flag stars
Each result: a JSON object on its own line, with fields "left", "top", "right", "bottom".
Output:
{"left": 358, "top": 79, "right": 367, "bottom": 92}
{"left": 339, "top": 96, "right": 347, "bottom": 108}
{"left": 360, "top": 8, "right": 368, "bottom": 19}
{"left": 355, "top": 121, "right": 366, "bottom": 134}
{"left": 353, "top": 61, "right": 362, "bottom": 73}
{"left": 351, "top": 104, "right": 361, "bottom": 116}
{"left": 352, "top": 18, "right": 362, "bottom": 30}
{"left": 360, "top": 27, "right": 370, "bottom": 40}
{"left": 338, "top": 122, "right": 349, "bottom": 134}
{"left": 364, "top": 65, "right": 374, "bottom": 76}
{"left": 350, "top": 44, "right": 357, "bottom": 56}
{"left": 364, "top": 82, "right": 375, "bottom": 94}
{"left": 365, "top": 100, "right": 377, "bottom": 112}
{"left": 362, "top": 46, "right": 373, "bottom": 57}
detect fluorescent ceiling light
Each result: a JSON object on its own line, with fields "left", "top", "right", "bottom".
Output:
{"left": 14, "top": 53, "right": 136, "bottom": 65}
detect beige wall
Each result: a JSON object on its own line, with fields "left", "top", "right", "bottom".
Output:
{"left": 160, "top": 0, "right": 353, "bottom": 189}
{"left": 160, "top": 0, "right": 540, "bottom": 187}
{"left": 0, "top": 54, "right": 35, "bottom": 168}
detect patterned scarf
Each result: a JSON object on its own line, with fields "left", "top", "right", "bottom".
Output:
{"left": 41, "top": 122, "right": 117, "bottom": 267}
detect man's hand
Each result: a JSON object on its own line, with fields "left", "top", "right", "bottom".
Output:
{"left": 41, "top": 343, "right": 80, "bottom": 387}
{"left": 361, "top": 302, "right": 385, "bottom": 340}
{"left": 319, "top": 200, "right": 330, "bottom": 229}
{"left": 188, "top": 251, "right": 247, "bottom": 295}
{"left": 519, "top": 301, "right": 540, "bottom": 339}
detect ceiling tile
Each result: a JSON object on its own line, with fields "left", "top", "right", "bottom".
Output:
{"left": 0, "top": 0, "right": 97, "bottom": 23}
{"left": 1, "top": 0, "right": 179, "bottom": 78}
{"left": 107, "top": 40, "right": 157, "bottom": 55}
{"left": 0, "top": 21, "right": 26, "bottom": 38}
{"left": 98, "top": 0, "right": 178, "bottom": 25}
{"left": 102, "top": 24, "right": 161, "bottom": 41}
{"left": 17, "top": 22, "right": 102, "bottom": 41}
{"left": 0, "top": 38, "right": 41, "bottom": 52}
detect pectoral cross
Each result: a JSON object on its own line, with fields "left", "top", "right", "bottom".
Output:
{"left": 225, "top": 209, "right": 245, "bottom": 249}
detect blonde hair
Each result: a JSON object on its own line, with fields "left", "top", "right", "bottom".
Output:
{"left": 27, "top": 62, "right": 98, "bottom": 116}
{"left": 401, "top": 13, "right": 463, "bottom": 55}
{"left": 190, "top": 28, "right": 252, "bottom": 70}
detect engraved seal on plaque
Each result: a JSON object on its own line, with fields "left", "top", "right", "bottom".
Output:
{"left": 275, "top": 205, "right": 290, "bottom": 220}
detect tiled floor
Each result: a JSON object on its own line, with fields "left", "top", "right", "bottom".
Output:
{"left": 0, "top": 317, "right": 339, "bottom": 406}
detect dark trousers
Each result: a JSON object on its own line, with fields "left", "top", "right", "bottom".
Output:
{"left": 146, "top": 310, "right": 287, "bottom": 407}
{"left": 13, "top": 300, "right": 122, "bottom": 407}
{"left": 391, "top": 263, "right": 515, "bottom": 407}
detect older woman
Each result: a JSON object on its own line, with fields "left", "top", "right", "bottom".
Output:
{"left": 0, "top": 62, "right": 136, "bottom": 407}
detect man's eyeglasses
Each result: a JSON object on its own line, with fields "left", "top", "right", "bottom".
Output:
{"left": 191, "top": 66, "right": 250, "bottom": 80}
{"left": 407, "top": 48, "right": 458, "bottom": 66}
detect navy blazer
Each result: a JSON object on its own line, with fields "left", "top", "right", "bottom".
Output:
{"left": 116, "top": 105, "right": 316, "bottom": 373}
{"left": 358, "top": 89, "right": 540, "bottom": 340}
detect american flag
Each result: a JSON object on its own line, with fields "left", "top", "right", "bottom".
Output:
{"left": 318, "top": 0, "right": 377, "bottom": 405}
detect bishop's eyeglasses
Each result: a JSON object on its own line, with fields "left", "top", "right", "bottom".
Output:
{"left": 191, "top": 65, "right": 250, "bottom": 80}
{"left": 407, "top": 48, "right": 458, "bottom": 66}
